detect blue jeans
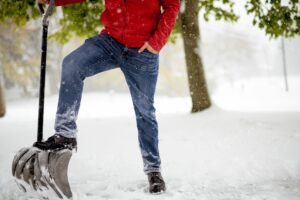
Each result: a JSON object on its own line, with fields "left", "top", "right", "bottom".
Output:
{"left": 55, "top": 34, "right": 161, "bottom": 173}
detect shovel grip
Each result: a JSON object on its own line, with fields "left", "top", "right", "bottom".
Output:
{"left": 38, "top": 0, "right": 55, "bottom": 26}
{"left": 38, "top": 3, "right": 45, "bottom": 15}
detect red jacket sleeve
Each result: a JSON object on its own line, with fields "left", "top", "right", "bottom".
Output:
{"left": 55, "top": 0, "right": 84, "bottom": 6}
{"left": 148, "top": 0, "right": 180, "bottom": 52}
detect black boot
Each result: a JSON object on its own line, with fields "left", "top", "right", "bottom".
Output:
{"left": 33, "top": 134, "right": 77, "bottom": 151}
{"left": 147, "top": 172, "right": 166, "bottom": 194}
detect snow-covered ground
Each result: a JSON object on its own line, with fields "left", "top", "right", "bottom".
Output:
{"left": 1, "top": 76, "right": 300, "bottom": 199}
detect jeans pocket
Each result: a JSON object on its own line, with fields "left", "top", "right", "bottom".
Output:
{"left": 144, "top": 49, "right": 159, "bottom": 57}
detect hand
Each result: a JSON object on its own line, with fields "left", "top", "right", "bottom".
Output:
{"left": 138, "top": 42, "right": 158, "bottom": 54}
{"left": 38, "top": 0, "right": 48, "bottom": 4}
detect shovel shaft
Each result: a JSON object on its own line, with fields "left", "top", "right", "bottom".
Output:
{"left": 37, "top": 24, "right": 48, "bottom": 142}
{"left": 36, "top": 0, "right": 54, "bottom": 142}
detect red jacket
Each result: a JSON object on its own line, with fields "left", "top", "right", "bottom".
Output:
{"left": 55, "top": 0, "right": 180, "bottom": 52}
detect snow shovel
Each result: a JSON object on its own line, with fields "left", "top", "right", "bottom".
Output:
{"left": 12, "top": 0, "right": 73, "bottom": 199}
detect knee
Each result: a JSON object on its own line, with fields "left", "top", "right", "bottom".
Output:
{"left": 61, "top": 54, "right": 83, "bottom": 79}
{"left": 134, "top": 96, "right": 156, "bottom": 120}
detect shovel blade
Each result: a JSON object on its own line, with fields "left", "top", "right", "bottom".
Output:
{"left": 12, "top": 147, "right": 73, "bottom": 199}
{"left": 38, "top": 149, "right": 73, "bottom": 199}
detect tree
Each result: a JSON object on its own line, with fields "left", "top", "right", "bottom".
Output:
{"left": 180, "top": 1, "right": 212, "bottom": 112}
{"left": 0, "top": 84, "right": 5, "bottom": 117}
{"left": 245, "top": 0, "right": 300, "bottom": 37}
{"left": 0, "top": 0, "right": 103, "bottom": 100}
{"left": 0, "top": 21, "right": 41, "bottom": 96}
{"left": 177, "top": 0, "right": 299, "bottom": 112}
{"left": 0, "top": 0, "right": 299, "bottom": 112}
{"left": 0, "top": 2, "right": 64, "bottom": 97}
{"left": 179, "top": 0, "right": 238, "bottom": 112}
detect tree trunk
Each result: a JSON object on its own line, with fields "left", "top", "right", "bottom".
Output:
{"left": 180, "top": 0, "right": 211, "bottom": 112}
{"left": 0, "top": 84, "right": 6, "bottom": 117}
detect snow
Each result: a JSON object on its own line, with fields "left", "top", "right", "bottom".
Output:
{"left": 1, "top": 81, "right": 300, "bottom": 199}
{"left": 1, "top": 1, "right": 300, "bottom": 199}
{"left": 212, "top": 76, "right": 300, "bottom": 112}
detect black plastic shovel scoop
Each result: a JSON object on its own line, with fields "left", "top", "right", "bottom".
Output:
{"left": 12, "top": 1, "right": 73, "bottom": 199}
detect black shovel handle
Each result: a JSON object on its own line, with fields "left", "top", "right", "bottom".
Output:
{"left": 37, "top": 0, "right": 55, "bottom": 142}
{"left": 38, "top": 3, "right": 45, "bottom": 15}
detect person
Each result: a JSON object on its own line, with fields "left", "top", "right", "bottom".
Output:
{"left": 35, "top": 0, "right": 180, "bottom": 194}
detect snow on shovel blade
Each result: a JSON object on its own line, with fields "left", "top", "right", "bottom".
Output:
{"left": 33, "top": 151, "right": 49, "bottom": 190}
{"left": 12, "top": 147, "right": 39, "bottom": 180}
{"left": 12, "top": 147, "right": 73, "bottom": 199}
{"left": 21, "top": 154, "right": 37, "bottom": 188}
{"left": 12, "top": 147, "right": 41, "bottom": 193}
{"left": 12, "top": 147, "right": 30, "bottom": 177}
{"left": 38, "top": 149, "right": 73, "bottom": 199}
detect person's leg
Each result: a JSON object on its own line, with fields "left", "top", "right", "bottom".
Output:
{"left": 120, "top": 48, "right": 160, "bottom": 174}
{"left": 55, "top": 34, "right": 121, "bottom": 139}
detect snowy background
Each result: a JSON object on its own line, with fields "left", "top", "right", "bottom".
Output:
{"left": 1, "top": 1, "right": 300, "bottom": 200}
